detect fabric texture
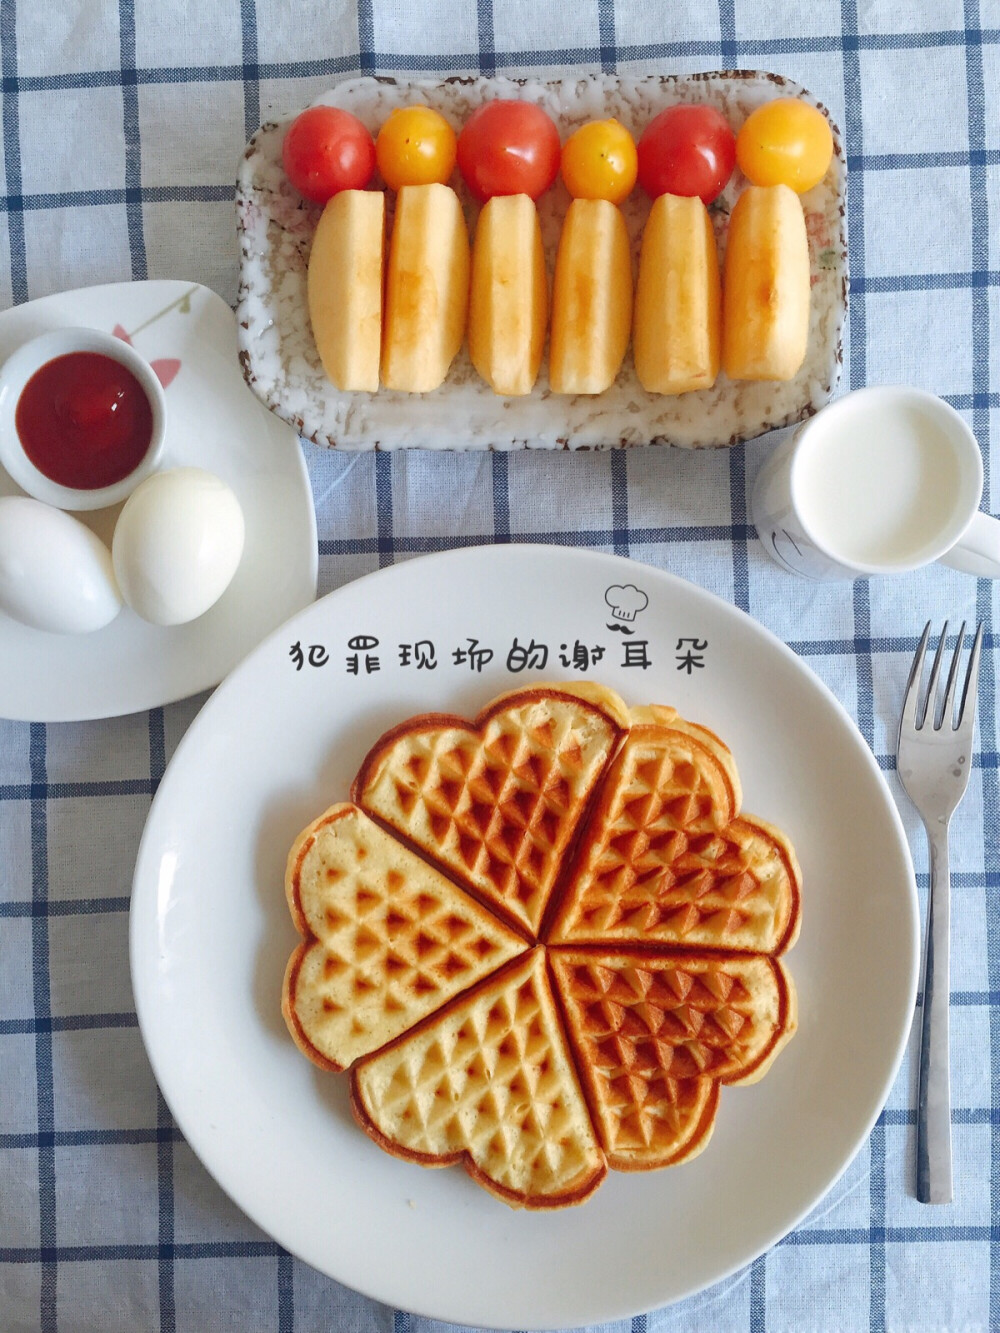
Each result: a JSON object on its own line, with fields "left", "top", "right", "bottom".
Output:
{"left": 1, "top": 0, "right": 999, "bottom": 1329}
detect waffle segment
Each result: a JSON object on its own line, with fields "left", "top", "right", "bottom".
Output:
{"left": 283, "top": 804, "right": 527, "bottom": 1070}
{"left": 351, "top": 949, "right": 607, "bottom": 1208}
{"left": 353, "top": 686, "right": 627, "bottom": 935}
{"left": 550, "top": 950, "right": 796, "bottom": 1168}
{"left": 548, "top": 717, "right": 801, "bottom": 953}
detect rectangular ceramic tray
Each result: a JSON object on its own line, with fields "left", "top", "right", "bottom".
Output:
{"left": 235, "top": 72, "right": 847, "bottom": 451}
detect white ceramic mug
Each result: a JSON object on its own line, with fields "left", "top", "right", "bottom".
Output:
{"left": 752, "top": 386, "right": 1000, "bottom": 581}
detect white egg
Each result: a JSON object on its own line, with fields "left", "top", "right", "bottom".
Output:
{"left": 112, "top": 468, "right": 245, "bottom": 626}
{"left": 0, "top": 495, "right": 122, "bottom": 634}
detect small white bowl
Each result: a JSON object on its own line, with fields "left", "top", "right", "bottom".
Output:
{"left": 0, "top": 327, "right": 166, "bottom": 511}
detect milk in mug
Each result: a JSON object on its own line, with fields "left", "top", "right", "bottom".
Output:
{"left": 752, "top": 387, "right": 999, "bottom": 581}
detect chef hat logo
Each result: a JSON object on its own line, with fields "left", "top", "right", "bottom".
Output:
{"left": 604, "top": 584, "right": 649, "bottom": 622}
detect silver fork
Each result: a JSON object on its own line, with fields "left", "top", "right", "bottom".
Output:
{"left": 896, "top": 620, "right": 984, "bottom": 1204}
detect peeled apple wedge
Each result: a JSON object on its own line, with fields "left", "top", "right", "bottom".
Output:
{"left": 549, "top": 198, "right": 633, "bottom": 395}
{"left": 307, "top": 189, "right": 384, "bottom": 393}
{"left": 722, "top": 183, "right": 810, "bottom": 382}
{"left": 468, "top": 195, "right": 548, "bottom": 397}
{"left": 633, "top": 193, "right": 721, "bottom": 395}
{"left": 382, "top": 183, "right": 471, "bottom": 393}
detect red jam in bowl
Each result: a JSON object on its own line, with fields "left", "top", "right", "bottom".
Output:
{"left": 15, "top": 351, "right": 154, "bottom": 490}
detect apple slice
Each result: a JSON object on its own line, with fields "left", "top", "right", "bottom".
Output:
{"left": 722, "top": 184, "right": 810, "bottom": 382}
{"left": 549, "top": 198, "right": 633, "bottom": 395}
{"left": 633, "top": 193, "right": 721, "bottom": 395}
{"left": 382, "top": 183, "right": 471, "bottom": 393}
{"left": 307, "top": 189, "right": 384, "bottom": 393}
{"left": 468, "top": 194, "right": 548, "bottom": 397}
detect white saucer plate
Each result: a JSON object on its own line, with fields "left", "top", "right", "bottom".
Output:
{"left": 0, "top": 281, "right": 317, "bottom": 722}
{"left": 130, "top": 545, "right": 917, "bottom": 1329}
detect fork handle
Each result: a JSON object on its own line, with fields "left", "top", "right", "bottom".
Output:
{"left": 917, "top": 820, "right": 953, "bottom": 1204}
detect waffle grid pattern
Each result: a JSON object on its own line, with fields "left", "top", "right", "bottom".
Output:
{"left": 551, "top": 950, "right": 790, "bottom": 1168}
{"left": 357, "top": 695, "right": 621, "bottom": 932}
{"left": 352, "top": 950, "right": 606, "bottom": 1205}
{"left": 286, "top": 806, "right": 526, "bottom": 1067}
{"left": 551, "top": 728, "right": 797, "bottom": 951}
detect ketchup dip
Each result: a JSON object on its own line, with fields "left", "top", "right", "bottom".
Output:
{"left": 15, "top": 351, "right": 154, "bottom": 491}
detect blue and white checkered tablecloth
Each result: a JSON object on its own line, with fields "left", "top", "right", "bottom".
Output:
{"left": 2, "top": 1, "right": 999, "bottom": 1330}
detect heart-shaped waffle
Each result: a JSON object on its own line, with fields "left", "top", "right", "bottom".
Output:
{"left": 549, "top": 950, "right": 796, "bottom": 1169}
{"left": 284, "top": 685, "right": 801, "bottom": 1210}
{"left": 353, "top": 682, "right": 629, "bottom": 934}
{"left": 283, "top": 805, "right": 527, "bottom": 1070}
{"left": 547, "top": 714, "right": 801, "bottom": 952}
{"left": 352, "top": 949, "right": 607, "bottom": 1208}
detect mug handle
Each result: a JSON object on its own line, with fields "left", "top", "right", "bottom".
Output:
{"left": 938, "top": 511, "right": 1000, "bottom": 577}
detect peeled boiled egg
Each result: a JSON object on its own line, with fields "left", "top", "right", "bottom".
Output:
{"left": 0, "top": 495, "right": 123, "bottom": 634}
{"left": 112, "top": 467, "right": 245, "bottom": 626}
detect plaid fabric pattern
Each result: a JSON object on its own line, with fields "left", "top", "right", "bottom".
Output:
{"left": 1, "top": 0, "right": 999, "bottom": 1329}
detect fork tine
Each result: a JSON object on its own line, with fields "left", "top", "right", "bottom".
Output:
{"left": 939, "top": 621, "right": 966, "bottom": 730}
{"left": 902, "top": 621, "right": 932, "bottom": 731}
{"left": 957, "top": 621, "right": 984, "bottom": 733}
{"left": 921, "top": 621, "right": 949, "bottom": 729}
{"left": 900, "top": 621, "right": 931, "bottom": 738}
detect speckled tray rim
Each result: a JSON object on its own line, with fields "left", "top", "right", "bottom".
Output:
{"left": 235, "top": 71, "right": 848, "bottom": 452}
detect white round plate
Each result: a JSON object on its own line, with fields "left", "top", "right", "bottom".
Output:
{"left": 131, "top": 546, "right": 918, "bottom": 1330}
{"left": 0, "top": 281, "right": 317, "bottom": 721}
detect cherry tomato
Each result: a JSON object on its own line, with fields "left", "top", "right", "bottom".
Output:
{"left": 560, "top": 119, "right": 638, "bottom": 205}
{"left": 282, "top": 106, "right": 376, "bottom": 204}
{"left": 637, "top": 104, "right": 736, "bottom": 205}
{"left": 736, "top": 98, "right": 833, "bottom": 194}
{"left": 375, "top": 106, "right": 457, "bottom": 191}
{"left": 457, "top": 100, "right": 560, "bottom": 203}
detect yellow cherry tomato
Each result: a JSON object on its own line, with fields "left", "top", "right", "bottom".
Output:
{"left": 560, "top": 118, "right": 638, "bottom": 205}
{"left": 735, "top": 97, "right": 833, "bottom": 194}
{"left": 375, "top": 106, "right": 457, "bottom": 190}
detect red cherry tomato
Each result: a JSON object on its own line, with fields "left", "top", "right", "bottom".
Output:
{"left": 282, "top": 106, "right": 376, "bottom": 203}
{"left": 457, "top": 100, "right": 560, "bottom": 203}
{"left": 637, "top": 104, "right": 736, "bottom": 205}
